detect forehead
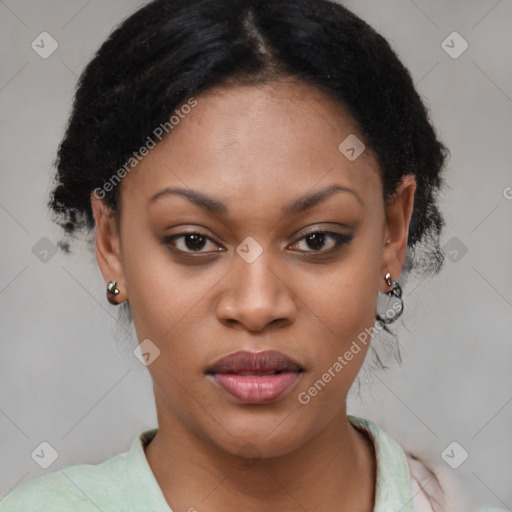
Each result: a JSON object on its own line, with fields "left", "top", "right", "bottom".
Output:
{"left": 120, "top": 80, "right": 382, "bottom": 214}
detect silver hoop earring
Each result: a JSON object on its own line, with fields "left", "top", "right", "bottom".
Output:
{"left": 376, "top": 272, "right": 404, "bottom": 324}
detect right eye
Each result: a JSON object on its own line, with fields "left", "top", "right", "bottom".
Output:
{"left": 162, "top": 231, "right": 224, "bottom": 255}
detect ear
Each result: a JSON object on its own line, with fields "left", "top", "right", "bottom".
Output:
{"left": 380, "top": 174, "right": 416, "bottom": 292}
{"left": 90, "top": 192, "right": 127, "bottom": 304}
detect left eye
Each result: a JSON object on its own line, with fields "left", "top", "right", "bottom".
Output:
{"left": 289, "top": 230, "right": 353, "bottom": 253}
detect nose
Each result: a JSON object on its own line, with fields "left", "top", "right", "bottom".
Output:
{"left": 216, "top": 251, "right": 297, "bottom": 333}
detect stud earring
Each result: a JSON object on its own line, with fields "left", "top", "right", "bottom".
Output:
{"left": 106, "top": 280, "right": 120, "bottom": 306}
{"left": 376, "top": 272, "right": 404, "bottom": 324}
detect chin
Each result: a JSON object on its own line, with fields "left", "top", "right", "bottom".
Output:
{"left": 222, "top": 431, "right": 305, "bottom": 461}
{"left": 200, "top": 406, "right": 315, "bottom": 461}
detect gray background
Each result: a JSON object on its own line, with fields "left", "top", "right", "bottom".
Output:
{"left": 1, "top": 0, "right": 511, "bottom": 509}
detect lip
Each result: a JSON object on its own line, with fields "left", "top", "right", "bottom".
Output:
{"left": 207, "top": 350, "right": 305, "bottom": 405}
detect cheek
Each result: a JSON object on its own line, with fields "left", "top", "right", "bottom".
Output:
{"left": 293, "top": 238, "right": 382, "bottom": 388}
{"left": 301, "top": 254, "right": 380, "bottom": 339}
{"left": 121, "top": 238, "right": 229, "bottom": 404}
{"left": 120, "top": 223, "right": 220, "bottom": 340}
{"left": 300, "top": 274, "right": 377, "bottom": 388}
{"left": 293, "top": 273, "right": 378, "bottom": 419}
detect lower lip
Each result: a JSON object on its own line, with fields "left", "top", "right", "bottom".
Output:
{"left": 210, "top": 372, "right": 302, "bottom": 404}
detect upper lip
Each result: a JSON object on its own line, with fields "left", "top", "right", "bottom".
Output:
{"left": 207, "top": 350, "right": 304, "bottom": 375}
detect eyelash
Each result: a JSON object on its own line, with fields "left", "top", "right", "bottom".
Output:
{"left": 162, "top": 229, "right": 353, "bottom": 258}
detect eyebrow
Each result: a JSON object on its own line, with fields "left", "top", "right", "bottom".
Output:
{"left": 148, "top": 184, "right": 363, "bottom": 216}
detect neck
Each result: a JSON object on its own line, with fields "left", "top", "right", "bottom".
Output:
{"left": 144, "top": 398, "right": 376, "bottom": 512}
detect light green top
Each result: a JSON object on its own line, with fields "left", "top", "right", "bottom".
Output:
{"left": 0, "top": 415, "right": 504, "bottom": 511}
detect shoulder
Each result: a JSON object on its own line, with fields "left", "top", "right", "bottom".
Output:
{"left": 405, "top": 451, "right": 506, "bottom": 512}
{"left": 0, "top": 451, "right": 128, "bottom": 512}
{"left": 348, "top": 415, "right": 505, "bottom": 512}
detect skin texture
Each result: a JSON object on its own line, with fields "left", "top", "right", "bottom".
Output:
{"left": 90, "top": 79, "right": 416, "bottom": 512}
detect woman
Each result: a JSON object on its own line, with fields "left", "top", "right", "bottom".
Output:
{"left": 0, "top": 0, "right": 505, "bottom": 510}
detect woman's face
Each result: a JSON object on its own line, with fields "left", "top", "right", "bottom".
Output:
{"left": 91, "top": 79, "right": 415, "bottom": 458}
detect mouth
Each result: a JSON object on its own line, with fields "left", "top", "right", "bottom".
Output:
{"left": 206, "top": 350, "right": 305, "bottom": 405}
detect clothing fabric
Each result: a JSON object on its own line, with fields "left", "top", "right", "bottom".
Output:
{"left": 0, "top": 415, "right": 504, "bottom": 511}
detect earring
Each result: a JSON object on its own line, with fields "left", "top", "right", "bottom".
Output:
{"left": 376, "top": 272, "right": 404, "bottom": 324}
{"left": 106, "top": 280, "right": 120, "bottom": 305}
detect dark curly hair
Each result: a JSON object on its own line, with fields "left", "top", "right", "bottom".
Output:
{"left": 47, "top": 0, "right": 449, "bottom": 363}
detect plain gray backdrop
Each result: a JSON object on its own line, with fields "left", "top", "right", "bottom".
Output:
{"left": 1, "top": 0, "right": 511, "bottom": 509}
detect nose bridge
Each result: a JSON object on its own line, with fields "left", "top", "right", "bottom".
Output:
{"left": 236, "top": 248, "right": 278, "bottom": 299}
{"left": 217, "top": 243, "right": 296, "bottom": 331}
